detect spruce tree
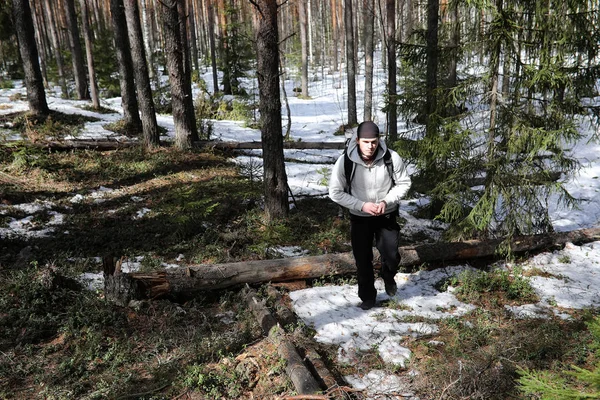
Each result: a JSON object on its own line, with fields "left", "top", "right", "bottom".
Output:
{"left": 396, "top": 0, "right": 600, "bottom": 249}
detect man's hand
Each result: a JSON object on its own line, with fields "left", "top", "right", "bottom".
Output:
{"left": 377, "top": 201, "right": 387, "bottom": 215}
{"left": 362, "top": 201, "right": 387, "bottom": 215}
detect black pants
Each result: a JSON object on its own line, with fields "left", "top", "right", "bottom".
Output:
{"left": 350, "top": 213, "right": 400, "bottom": 302}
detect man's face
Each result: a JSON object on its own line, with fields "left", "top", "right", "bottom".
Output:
{"left": 357, "top": 137, "right": 379, "bottom": 159}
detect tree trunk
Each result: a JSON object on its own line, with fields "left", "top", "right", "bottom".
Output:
{"left": 298, "top": 0, "right": 309, "bottom": 97}
{"left": 244, "top": 287, "right": 323, "bottom": 395}
{"left": 177, "top": 0, "right": 199, "bottom": 142}
{"left": 124, "top": 0, "right": 160, "bottom": 149}
{"left": 425, "top": 0, "right": 439, "bottom": 128}
{"left": 161, "top": 0, "right": 198, "bottom": 149}
{"left": 42, "top": 0, "right": 68, "bottom": 98}
{"left": 12, "top": 0, "right": 49, "bottom": 115}
{"left": 253, "top": 0, "right": 289, "bottom": 220}
{"left": 386, "top": 0, "right": 397, "bottom": 141}
{"left": 79, "top": 0, "right": 100, "bottom": 109}
{"left": 344, "top": 0, "right": 357, "bottom": 126}
{"left": 363, "top": 0, "right": 374, "bottom": 121}
{"left": 29, "top": 1, "right": 49, "bottom": 89}
{"left": 487, "top": 0, "right": 502, "bottom": 159}
{"left": 64, "top": 0, "right": 90, "bottom": 100}
{"left": 280, "top": 59, "right": 292, "bottom": 140}
{"left": 187, "top": 0, "right": 200, "bottom": 74}
{"left": 330, "top": 0, "right": 339, "bottom": 71}
{"left": 109, "top": 0, "right": 142, "bottom": 133}
{"left": 140, "top": 0, "right": 155, "bottom": 80}
{"left": 207, "top": 0, "right": 219, "bottom": 93}
{"left": 106, "top": 227, "right": 600, "bottom": 299}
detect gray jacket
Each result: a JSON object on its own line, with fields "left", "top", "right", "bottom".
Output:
{"left": 328, "top": 131, "right": 411, "bottom": 217}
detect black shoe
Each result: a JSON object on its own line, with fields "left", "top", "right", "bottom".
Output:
{"left": 384, "top": 279, "right": 397, "bottom": 297}
{"left": 359, "top": 299, "right": 376, "bottom": 310}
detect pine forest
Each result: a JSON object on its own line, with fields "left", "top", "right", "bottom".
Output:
{"left": 1, "top": 0, "right": 600, "bottom": 398}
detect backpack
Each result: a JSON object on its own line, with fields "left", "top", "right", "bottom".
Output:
{"left": 343, "top": 137, "right": 395, "bottom": 194}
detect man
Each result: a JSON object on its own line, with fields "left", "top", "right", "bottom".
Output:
{"left": 329, "top": 121, "right": 411, "bottom": 310}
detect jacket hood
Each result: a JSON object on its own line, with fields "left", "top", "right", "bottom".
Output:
{"left": 346, "top": 128, "right": 388, "bottom": 165}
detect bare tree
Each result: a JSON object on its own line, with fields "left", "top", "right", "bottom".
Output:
{"left": 344, "top": 0, "right": 357, "bottom": 125}
{"left": 252, "top": 0, "right": 289, "bottom": 220}
{"left": 64, "top": 0, "right": 90, "bottom": 99}
{"left": 109, "top": 0, "right": 142, "bottom": 133}
{"left": 79, "top": 0, "right": 100, "bottom": 108}
{"left": 124, "top": 0, "right": 160, "bottom": 148}
{"left": 12, "top": 0, "right": 49, "bottom": 115}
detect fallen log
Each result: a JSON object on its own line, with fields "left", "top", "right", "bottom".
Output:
{"left": 195, "top": 140, "right": 345, "bottom": 150}
{"left": 244, "top": 287, "right": 323, "bottom": 395}
{"left": 23, "top": 139, "right": 345, "bottom": 151}
{"left": 106, "top": 227, "right": 600, "bottom": 302}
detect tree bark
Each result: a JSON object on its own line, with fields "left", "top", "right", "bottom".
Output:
{"left": 298, "top": 0, "right": 309, "bottom": 97}
{"left": 386, "top": 0, "right": 397, "bottom": 141}
{"left": 425, "top": 0, "right": 439, "bottom": 127}
{"left": 12, "top": 0, "right": 49, "bottom": 115}
{"left": 124, "top": 0, "right": 160, "bottom": 149}
{"left": 79, "top": 0, "right": 100, "bottom": 109}
{"left": 344, "top": 0, "right": 357, "bottom": 126}
{"left": 207, "top": 0, "right": 219, "bottom": 93}
{"left": 107, "top": 227, "right": 600, "bottom": 298}
{"left": 64, "top": 0, "right": 90, "bottom": 100}
{"left": 42, "top": 0, "right": 68, "bottom": 98}
{"left": 177, "top": 0, "right": 199, "bottom": 142}
{"left": 109, "top": 0, "right": 142, "bottom": 133}
{"left": 140, "top": 0, "right": 155, "bottom": 80}
{"left": 28, "top": 1, "right": 49, "bottom": 89}
{"left": 253, "top": 0, "right": 289, "bottom": 220}
{"left": 244, "top": 288, "right": 322, "bottom": 395}
{"left": 160, "top": 0, "right": 198, "bottom": 149}
{"left": 187, "top": 0, "right": 200, "bottom": 74}
{"left": 330, "top": 0, "right": 339, "bottom": 71}
{"left": 363, "top": 0, "right": 374, "bottom": 121}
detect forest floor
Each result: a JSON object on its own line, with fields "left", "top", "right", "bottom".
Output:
{"left": 1, "top": 111, "right": 599, "bottom": 399}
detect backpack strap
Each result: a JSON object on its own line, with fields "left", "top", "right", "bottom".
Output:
{"left": 343, "top": 149, "right": 355, "bottom": 194}
{"left": 383, "top": 149, "right": 395, "bottom": 187}
{"left": 344, "top": 148, "right": 394, "bottom": 194}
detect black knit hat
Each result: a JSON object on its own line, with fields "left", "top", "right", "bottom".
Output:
{"left": 357, "top": 121, "right": 380, "bottom": 138}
